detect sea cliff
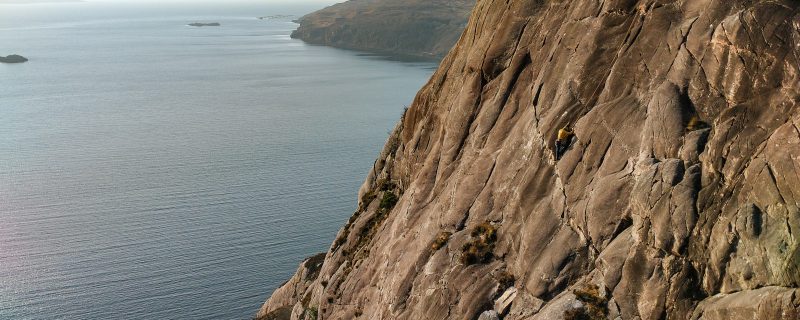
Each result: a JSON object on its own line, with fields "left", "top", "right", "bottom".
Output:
{"left": 259, "top": 0, "right": 800, "bottom": 319}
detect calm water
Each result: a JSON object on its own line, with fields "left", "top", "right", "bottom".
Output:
{"left": 0, "top": 2, "right": 435, "bottom": 319}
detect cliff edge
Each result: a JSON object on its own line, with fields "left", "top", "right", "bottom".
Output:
{"left": 290, "top": 0, "right": 474, "bottom": 60}
{"left": 260, "top": 0, "right": 800, "bottom": 319}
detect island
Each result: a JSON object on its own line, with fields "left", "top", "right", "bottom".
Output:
{"left": 0, "top": 54, "right": 28, "bottom": 63}
{"left": 187, "top": 22, "right": 220, "bottom": 27}
{"left": 258, "top": 15, "right": 293, "bottom": 20}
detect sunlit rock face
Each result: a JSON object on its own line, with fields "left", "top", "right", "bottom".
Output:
{"left": 258, "top": 0, "right": 800, "bottom": 319}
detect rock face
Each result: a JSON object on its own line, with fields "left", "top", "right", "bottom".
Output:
{"left": 290, "top": 0, "right": 475, "bottom": 60}
{"left": 258, "top": 0, "right": 800, "bottom": 319}
{"left": 0, "top": 54, "right": 28, "bottom": 63}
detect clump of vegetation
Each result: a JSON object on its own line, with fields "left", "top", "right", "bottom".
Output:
{"left": 471, "top": 222, "right": 497, "bottom": 240}
{"left": 461, "top": 222, "right": 498, "bottom": 265}
{"left": 494, "top": 270, "right": 515, "bottom": 290}
{"left": 400, "top": 106, "right": 409, "bottom": 122}
{"left": 386, "top": 114, "right": 407, "bottom": 160}
{"left": 304, "top": 307, "right": 318, "bottom": 320}
{"left": 333, "top": 236, "right": 347, "bottom": 250}
{"left": 387, "top": 130, "right": 402, "bottom": 155}
{"left": 563, "top": 284, "right": 608, "bottom": 320}
{"left": 327, "top": 171, "right": 405, "bottom": 295}
{"left": 376, "top": 178, "right": 396, "bottom": 192}
{"left": 335, "top": 181, "right": 398, "bottom": 252}
{"left": 431, "top": 231, "right": 452, "bottom": 250}
{"left": 686, "top": 115, "right": 709, "bottom": 131}
{"left": 346, "top": 190, "right": 400, "bottom": 261}
{"left": 461, "top": 242, "right": 492, "bottom": 264}
{"left": 379, "top": 192, "right": 399, "bottom": 211}
{"left": 360, "top": 191, "right": 377, "bottom": 210}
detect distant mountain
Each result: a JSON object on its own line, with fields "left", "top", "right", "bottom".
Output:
{"left": 291, "top": 0, "right": 475, "bottom": 60}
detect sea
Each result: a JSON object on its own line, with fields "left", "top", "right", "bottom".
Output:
{"left": 0, "top": 1, "right": 436, "bottom": 319}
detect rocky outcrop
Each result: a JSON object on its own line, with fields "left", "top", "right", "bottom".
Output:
{"left": 256, "top": 253, "right": 325, "bottom": 320}
{"left": 259, "top": 0, "right": 800, "bottom": 319}
{"left": 290, "top": 0, "right": 475, "bottom": 60}
{"left": 0, "top": 54, "right": 28, "bottom": 63}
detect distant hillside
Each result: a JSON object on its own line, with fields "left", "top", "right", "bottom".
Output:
{"left": 291, "top": 0, "right": 475, "bottom": 60}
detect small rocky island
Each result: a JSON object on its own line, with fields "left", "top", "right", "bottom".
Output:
{"left": 0, "top": 54, "right": 28, "bottom": 63}
{"left": 258, "top": 15, "right": 293, "bottom": 20}
{"left": 187, "top": 22, "right": 220, "bottom": 27}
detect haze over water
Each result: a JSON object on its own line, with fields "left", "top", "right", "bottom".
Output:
{"left": 0, "top": 2, "right": 436, "bottom": 319}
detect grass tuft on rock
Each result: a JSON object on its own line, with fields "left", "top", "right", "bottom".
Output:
{"left": 360, "top": 191, "right": 377, "bottom": 210}
{"left": 379, "top": 192, "right": 399, "bottom": 211}
{"left": 304, "top": 307, "right": 318, "bottom": 320}
{"left": 431, "top": 231, "right": 452, "bottom": 250}
{"left": 460, "top": 221, "right": 498, "bottom": 265}
{"left": 563, "top": 284, "right": 608, "bottom": 320}
{"left": 494, "top": 270, "right": 515, "bottom": 290}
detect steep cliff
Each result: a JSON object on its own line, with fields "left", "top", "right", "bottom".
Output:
{"left": 291, "top": 0, "right": 474, "bottom": 59}
{"left": 259, "top": 0, "right": 800, "bottom": 319}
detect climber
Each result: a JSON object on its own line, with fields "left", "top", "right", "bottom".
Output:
{"left": 686, "top": 115, "right": 708, "bottom": 131}
{"left": 555, "top": 126, "right": 574, "bottom": 160}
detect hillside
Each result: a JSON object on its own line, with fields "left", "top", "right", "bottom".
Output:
{"left": 259, "top": 0, "right": 800, "bottom": 319}
{"left": 290, "top": 0, "right": 474, "bottom": 59}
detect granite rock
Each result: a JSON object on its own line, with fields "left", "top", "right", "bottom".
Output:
{"left": 258, "top": 0, "right": 800, "bottom": 319}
